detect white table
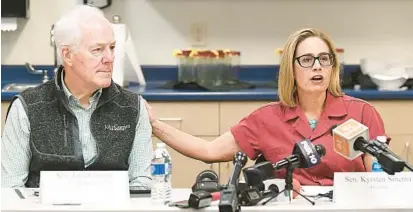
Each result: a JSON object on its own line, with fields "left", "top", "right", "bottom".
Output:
{"left": 2, "top": 187, "right": 412, "bottom": 212}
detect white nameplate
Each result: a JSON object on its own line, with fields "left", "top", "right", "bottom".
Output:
{"left": 40, "top": 171, "right": 130, "bottom": 205}
{"left": 333, "top": 172, "right": 413, "bottom": 208}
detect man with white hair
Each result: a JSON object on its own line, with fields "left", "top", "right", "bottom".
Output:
{"left": 1, "top": 5, "right": 153, "bottom": 189}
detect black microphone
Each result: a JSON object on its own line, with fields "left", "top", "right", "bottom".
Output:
{"left": 238, "top": 184, "right": 279, "bottom": 206}
{"left": 354, "top": 137, "right": 405, "bottom": 174}
{"left": 228, "top": 152, "right": 248, "bottom": 185}
{"left": 274, "top": 139, "right": 326, "bottom": 170}
{"left": 242, "top": 140, "right": 326, "bottom": 189}
{"left": 242, "top": 140, "right": 324, "bottom": 206}
{"left": 371, "top": 138, "right": 413, "bottom": 172}
{"left": 218, "top": 152, "right": 248, "bottom": 212}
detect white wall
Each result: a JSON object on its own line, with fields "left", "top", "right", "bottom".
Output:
{"left": 2, "top": 0, "right": 412, "bottom": 66}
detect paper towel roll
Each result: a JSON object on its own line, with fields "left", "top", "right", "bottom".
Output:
{"left": 1, "top": 18, "right": 18, "bottom": 31}
{"left": 112, "top": 23, "right": 127, "bottom": 86}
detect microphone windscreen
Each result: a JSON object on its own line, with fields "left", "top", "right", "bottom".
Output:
{"left": 234, "top": 152, "right": 248, "bottom": 166}
{"left": 294, "top": 139, "right": 322, "bottom": 168}
{"left": 332, "top": 119, "right": 368, "bottom": 160}
{"left": 314, "top": 144, "right": 326, "bottom": 157}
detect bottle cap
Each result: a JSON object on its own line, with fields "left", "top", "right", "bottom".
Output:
{"left": 376, "top": 136, "right": 387, "bottom": 143}
{"left": 112, "top": 15, "right": 121, "bottom": 24}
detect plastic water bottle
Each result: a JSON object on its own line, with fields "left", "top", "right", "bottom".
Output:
{"left": 371, "top": 157, "right": 383, "bottom": 172}
{"left": 151, "top": 143, "right": 172, "bottom": 205}
{"left": 372, "top": 136, "right": 386, "bottom": 172}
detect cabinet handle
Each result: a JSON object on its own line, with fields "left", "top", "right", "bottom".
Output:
{"left": 159, "top": 118, "right": 183, "bottom": 122}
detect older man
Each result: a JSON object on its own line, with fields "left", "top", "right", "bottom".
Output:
{"left": 1, "top": 5, "right": 153, "bottom": 189}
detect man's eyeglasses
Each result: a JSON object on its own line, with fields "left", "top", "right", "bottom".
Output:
{"left": 295, "top": 53, "right": 335, "bottom": 68}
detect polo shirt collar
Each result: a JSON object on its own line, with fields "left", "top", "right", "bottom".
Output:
{"left": 282, "top": 91, "right": 347, "bottom": 122}
{"left": 282, "top": 91, "right": 347, "bottom": 140}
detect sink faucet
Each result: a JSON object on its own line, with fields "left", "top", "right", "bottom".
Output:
{"left": 25, "top": 62, "right": 49, "bottom": 84}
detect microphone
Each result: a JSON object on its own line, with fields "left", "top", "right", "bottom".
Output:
{"left": 218, "top": 152, "right": 248, "bottom": 212}
{"left": 331, "top": 119, "right": 405, "bottom": 174}
{"left": 331, "top": 122, "right": 392, "bottom": 159}
{"left": 371, "top": 137, "right": 413, "bottom": 171}
{"left": 274, "top": 139, "right": 326, "bottom": 170}
{"left": 238, "top": 184, "right": 279, "bottom": 206}
{"left": 262, "top": 184, "right": 280, "bottom": 199}
{"left": 241, "top": 141, "right": 324, "bottom": 206}
{"left": 243, "top": 141, "right": 326, "bottom": 188}
{"left": 331, "top": 118, "right": 369, "bottom": 160}
{"left": 228, "top": 152, "right": 248, "bottom": 185}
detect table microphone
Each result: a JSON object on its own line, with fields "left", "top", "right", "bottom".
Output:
{"left": 242, "top": 140, "right": 326, "bottom": 189}
{"left": 331, "top": 119, "right": 405, "bottom": 174}
{"left": 227, "top": 152, "right": 248, "bottom": 185}
{"left": 371, "top": 137, "right": 413, "bottom": 171}
{"left": 218, "top": 152, "right": 248, "bottom": 212}
{"left": 250, "top": 140, "right": 325, "bottom": 206}
{"left": 275, "top": 139, "right": 326, "bottom": 170}
{"left": 331, "top": 118, "right": 369, "bottom": 160}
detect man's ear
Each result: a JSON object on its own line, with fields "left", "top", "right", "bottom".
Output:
{"left": 62, "top": 46, "right": 73, "bottom": 66}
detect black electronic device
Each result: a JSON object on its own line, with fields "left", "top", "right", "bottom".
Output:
{"left": 218, "top": 152, "right": 248, "bottom": 212}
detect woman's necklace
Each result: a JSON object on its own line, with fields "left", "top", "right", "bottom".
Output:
{"left": 308, "top": 119, "right": 318, "bottom": 130}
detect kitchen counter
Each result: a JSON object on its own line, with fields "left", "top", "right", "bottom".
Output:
{"left": 3, "top": 81, "right": 413, "bottom": 101}
{"left": 123, "top": 82, "right": 413, "bottom": 101}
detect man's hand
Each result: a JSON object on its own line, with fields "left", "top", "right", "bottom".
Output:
{"left": 142, "top": 98, "right": 158, "bottom": 125}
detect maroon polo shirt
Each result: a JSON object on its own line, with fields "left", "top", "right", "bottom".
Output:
{"left": 231, "top": 92, "right": 387, "bottom": 186}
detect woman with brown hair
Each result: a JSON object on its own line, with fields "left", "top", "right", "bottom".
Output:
{"left": 145, "top": 28, "right": 387, "bottom": 187}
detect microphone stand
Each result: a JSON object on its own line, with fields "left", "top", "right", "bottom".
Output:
{"left": 262, "top": 159, "right": 315, "bottom": 205}
{"left": 405, "top": 164, "right": 413, "bottom": 172}
{"left": 218, "top": 152, "right": 247, "bottom": 212}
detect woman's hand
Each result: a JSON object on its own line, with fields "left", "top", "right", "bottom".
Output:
{"left": 142, "top": 98, "right": 158, "bottom": 125}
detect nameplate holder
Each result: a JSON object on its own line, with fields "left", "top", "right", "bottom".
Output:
{"left": 333, "top": 172, "right": 413, "bottom": 208}
{"left": 40, "top": 171, "right": 130, "bottom": 205}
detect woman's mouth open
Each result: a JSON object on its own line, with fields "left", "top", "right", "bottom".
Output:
{"left": 310, "top": 75, "right": 324, "bottom": 83}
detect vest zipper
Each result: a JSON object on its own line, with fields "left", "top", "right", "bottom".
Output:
{"left": 63, "top": 114, "right": 68, "bottom": 147}
{"left": 90, "top": 114, "right": 99, "bottom": 161}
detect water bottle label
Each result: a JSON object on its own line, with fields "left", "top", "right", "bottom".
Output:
{"left": 166, "top": 163, "right": 172, "bottom": 175}
{"left": 152, "top": 163, "right": 166, "bottom": 175}
{"left": 372, "top": 161, "right": 383, "bottom": 172}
